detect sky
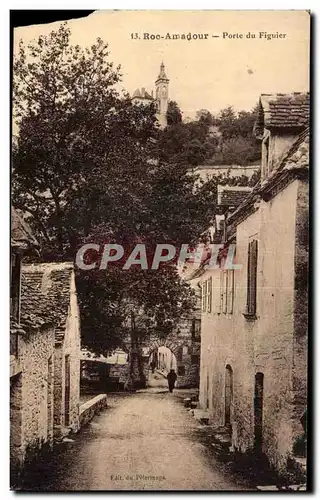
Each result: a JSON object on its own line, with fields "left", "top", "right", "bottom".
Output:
{"left": 13, "top": 10, "right": 310, "bottom": 119}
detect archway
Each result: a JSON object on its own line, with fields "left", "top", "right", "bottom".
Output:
{"left": 147, "top": 346, "right": 177, "bottom": 388}
{"left": 225, "top": 364, "right": 233, "bottom": 428}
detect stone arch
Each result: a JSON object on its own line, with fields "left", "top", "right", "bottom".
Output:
{"left": 145, "top": 337, "right": 185, "bottom": 359}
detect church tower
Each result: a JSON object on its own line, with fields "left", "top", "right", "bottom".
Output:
{"left": 155, "top": 62, "right": 169, "bottom": 129}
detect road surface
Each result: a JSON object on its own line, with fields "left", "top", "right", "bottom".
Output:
{"left": 22, "top": 377, "right": 252, "bottom": 491}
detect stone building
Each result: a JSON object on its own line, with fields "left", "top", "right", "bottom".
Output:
{"left": 22, "top": 263, "right": 81, "bottom": 440}
{"left": 132, "top": 62, "right": 169, "bottom": 129}
{"left": 197, "top": 92, "right": 309, "bottom": 479}
{"left": 10, "top": 208, "right": 47, "bottom": 481}
{"left": 10, "top": 212, "right": 81, "bottom": 484}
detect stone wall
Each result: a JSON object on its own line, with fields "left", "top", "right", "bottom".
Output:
{"left": 194, "top": 165, "right": 259, "bottom": 184}
{"left": 54, "top": 271, "right": 81, "bottom": 438}
{"left": 79, "top": 394, "right": 108, "bottom": 427}
{"left": 10, "top": 325, "right": 55, "bottom": 476}
{"left": 199, "top": 178, "right": 308, "bottom": 476}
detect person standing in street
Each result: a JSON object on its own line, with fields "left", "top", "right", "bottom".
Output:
{"left": 167, "top": 369, "right": 177, "bottom": 393}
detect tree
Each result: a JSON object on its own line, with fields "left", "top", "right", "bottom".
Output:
{"left": 13, "top": 23, "right": 158, "bottom": 259}
{"left": 166, "top": 100, "right": 182, "bottom": 125}
{"left": 13, "top": 23, "right": 217, "bottom": 388}
{"left": 196, "top": 109, "right": 214, "bottom": 127}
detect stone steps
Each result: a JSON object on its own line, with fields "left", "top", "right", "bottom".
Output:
{"left": 209, "top": 426, "right": 232, "bottom": 452}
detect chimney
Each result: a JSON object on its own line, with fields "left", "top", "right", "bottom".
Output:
{"left": 141, "top": 87, "right": 145, "bottom": 97}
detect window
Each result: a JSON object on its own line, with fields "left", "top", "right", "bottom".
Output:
{"left": 262, "top": 136, "right": 270, "bottom": 179}
{"left": 177, "top": 347, "right": 183, "bottom": 362}
{"left": 220, "top": 269, "right": 235, "bottom": 315}
{"left": 178, "top": 365, "right": 185, "bottom": 376}
{"left": 191, "top": 319, "right": 201, "bottom": 340}
{"left": 227, "top": 270, "right": 235, "bottom": 314}
{"left": 246, "top": 240, "right": 258, "bottom": 317}
{"left": 222, "top": 271, "right": 228, "bottom": 314}
{"left": 202, "top": 281, "right": 207, "bottom": 312}
{"left": 202, "top": 278, "right": 213, "bottom": 313}
{"left": 191, "top": 354, "right": 200, "bottom": 365}
{"left": 207, "top": 277, "right": 212, "bottom": 313}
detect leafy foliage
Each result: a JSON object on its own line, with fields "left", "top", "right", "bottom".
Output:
{"left": 160, "top": 103, "right": 261, "bottom": 168}
{"left": 166, "top": 100, "right": 182, "bottom": 125}
{"left": 12, "top": 24, "right": 217, "bottom": 365}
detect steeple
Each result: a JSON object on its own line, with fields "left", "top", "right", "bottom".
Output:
{"left": 156, "top": 62, "right": 169, "bottom": 83}
{"left": 155, "top": 62, "right": 169, "bottom": 129}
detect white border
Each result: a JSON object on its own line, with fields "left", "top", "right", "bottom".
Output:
{"left": 1, "top": 3, "right": 317, "bottom": 498}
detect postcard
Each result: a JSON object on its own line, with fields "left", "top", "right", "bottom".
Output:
{"left": 10, "top": 9, "right": 310, "bottom": 491}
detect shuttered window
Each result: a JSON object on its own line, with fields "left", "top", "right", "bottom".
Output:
{"left": 219, "top": 271, "right": 224, "bottom": 313}
{"left": 207, "top": 277, "right": 212, "bottom": 313}
{"left": 222, "top": 271, "right": 228, "bottom": 314}
{"left": 246, "top": 240, "right": 258, "bottom": 315}
{"left": 218, "top": 269, "right": 235, "bottom": 315}
{"left": 202, "top": 281, "right": 207, "bottom": 312}
{"left": 214, "top": 274, "right": 222, "bottom": 314}
{"left": 227, "top": 270, "right": 235, "bottom": 314}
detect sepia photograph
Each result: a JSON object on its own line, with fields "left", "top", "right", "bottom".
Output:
{"left": 10, "top": 9, "right": 310, "bottom": 492}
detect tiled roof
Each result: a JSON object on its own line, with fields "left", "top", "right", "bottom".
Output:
{"left": 20, "top": 262, "right": 74, "bottom": 341}
{"left": 133, "top": 88, "right": 141, "bottom": 98}
{"left": 219, "top": 187, "right": 252, "bottom": 207}
{"left": 144, "top": 91, "right": 154, "bottom": 100}
{"left": 229, "top": 127, "right": 309, "bottom": 225}
{"left": 11, "top": 207, "right": 39, "bottom": 250}
{"left": 260, "top": 127, "right": 309, "bottom": 190}
{"left": 132, "top": 88, "right": 154, "bottom": 100}
{"left": 255, "top": 92, "right": 310, "bottom": 136}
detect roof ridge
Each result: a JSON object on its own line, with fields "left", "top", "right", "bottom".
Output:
{"left": 23, "top": 262, "right": 74, "bottom": 272}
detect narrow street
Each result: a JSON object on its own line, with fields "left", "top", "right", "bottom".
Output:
{"left": 21, "top": 373, "right": 252, "bottom": 491}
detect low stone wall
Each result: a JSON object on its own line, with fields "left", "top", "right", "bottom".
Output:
{"left": 79, "top": 394, "right": 108, "bottom": 427}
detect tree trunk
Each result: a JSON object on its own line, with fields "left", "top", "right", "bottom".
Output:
{"left": 124, "top": 312, "right": 146, "bottom": 390}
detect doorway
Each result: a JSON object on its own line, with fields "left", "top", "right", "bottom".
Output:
{"left": 254, "top": 372, "right": 264, "bottom": 452}
{"left": 47, "top": 356, "right": 53, "bottom": 439}
{"left": 64, "top": 355, "right": 71, "bottom": 427}
{"left": 225, "top": 365, "right": 233, "bottom": 428}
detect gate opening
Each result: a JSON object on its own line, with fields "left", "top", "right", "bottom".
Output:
{"left": 148, "top": 346, "right": 177, "bottom": 388}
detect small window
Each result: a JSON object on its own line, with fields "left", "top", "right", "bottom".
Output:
{"left": 222, "top": 271, "right": 228, "bottom": 314}
{"left": 227, "top": 270, "right": 235, "bottom": 314}
{"left": 176, "top": 347, "right": 183, "bottom": 362}
{"left": 207, "top": 277, "right": 212, "bottom": 313}
{"left": 191, "top": 319, "right": 201, "bottom": 340}
{"left": 246, "top": 240, "right": 258, "bottom": 316}
{"left": 178, "top": 365, "right": 185, "bottom": 376}
{"left": 191, "top": 355, "right": 200, "bottom": 365}
{"left": 202, "top": 281, "right": 207, "bottom": 312}
{"left": 262, "top": 137, "right": 270, "bottom": 178}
